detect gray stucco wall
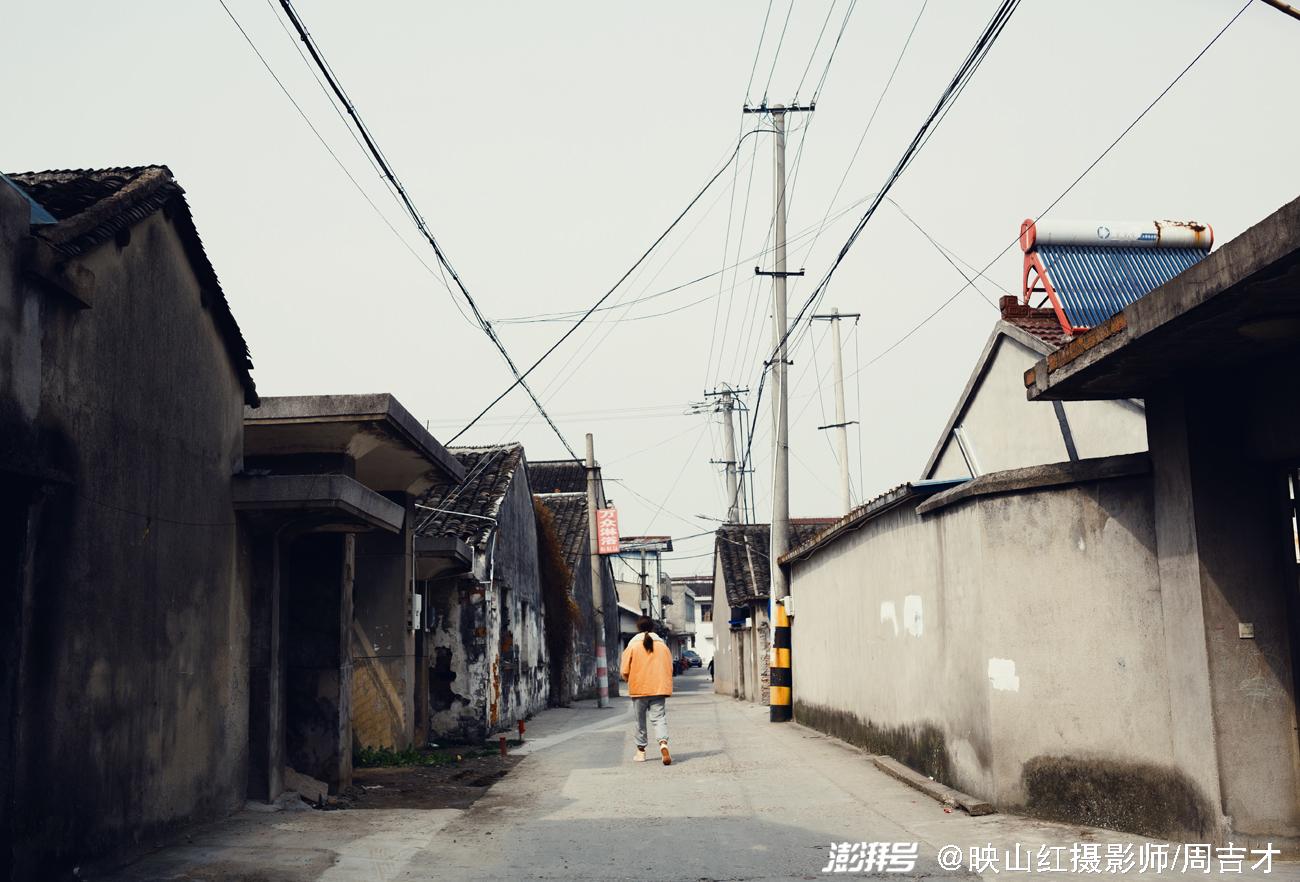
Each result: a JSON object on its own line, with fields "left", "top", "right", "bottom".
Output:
{"left": 3, "top": 205, "right": 251, "bottom": 872}
{"left": 1147, "top": 387, "right": 1300, "bottom": 844}
{"left": 788, "top": 474, "right": 1207, "bottom": 837}
{"left": 928, "top": 335, "right": 1147, "bottom": 480}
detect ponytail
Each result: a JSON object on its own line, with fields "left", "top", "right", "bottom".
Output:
{"left": 643, "top": 632, "right": 654, "bottom": 653}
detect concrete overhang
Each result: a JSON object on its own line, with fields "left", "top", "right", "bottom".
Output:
{"left": 414, "top": 534, "right": 474, "bottom": 580}
{"left": 243, "top": 394, "right": 465, "bottom": 496}
{"left": 1026, "top": 194, "right": 1300, "bottom": 402}
{"left": 232, "top": 474, "right": 405, "bottom": 533}
{"left": 915, "top": 453, "right": 1150, "bottom": 516}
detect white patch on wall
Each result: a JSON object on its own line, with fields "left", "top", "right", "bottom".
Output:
{"left": 880, "top": 601, "right": 899, "bottom": 636}
{"left": 988, "top": 658, "right": 1020, "bottom": 692}
{"left": 1077, "top": 537, "right": 1086, "bottom": 552}
{"left": 903, "top": 595, "right": 923, "bottom": 637}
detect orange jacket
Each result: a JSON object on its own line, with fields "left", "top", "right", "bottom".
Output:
{"left": 620, "top": 632, "right": 674, "bottom": 698}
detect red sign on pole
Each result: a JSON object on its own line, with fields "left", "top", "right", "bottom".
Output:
{"left": 596, "top": 509, "right": 620, "bottom": 555}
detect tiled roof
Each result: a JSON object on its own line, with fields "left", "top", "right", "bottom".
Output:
{"left": 419, "top": 444, "right": 525, "bottom": 548}
{"left": 715, "top": 520, "right": 837, "bottom": 607}
{"left": 528, "top": 459, "right": 587, "bottom": 494}
{"left": 535, "top": 492, "right": 588, "bottom": 574}
{"left": 7, "top": 166, "right": 257, "bottom": 405}
{"left": 998, "top": 297, "right": 1070, "bottom": 348}
{"left": 780, "top": 479, "right": 964, "bottom": 566}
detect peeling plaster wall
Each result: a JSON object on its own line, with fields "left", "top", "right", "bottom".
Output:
{"left": 789, "top": 475, "right": 1202, "bottom": 838}
{"left": 426, "top": 459, "right": 549, "bottom": 741}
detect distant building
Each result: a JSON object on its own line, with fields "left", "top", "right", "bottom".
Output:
{"left": 529, "top": 456, "right": 621, "bottom": 699}
{"left": 671, "top": 575, "right": 714, "bottom": 664}
{"left": 534, "top": 489, "right": 619, "bottom": 702}
{"left": 711, "top": 520, "right": 836, "bottom": 703}
{"left": 613, "top": 535, "right": 673, "bottom": 645}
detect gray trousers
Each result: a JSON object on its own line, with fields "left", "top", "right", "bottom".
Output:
{"left": 633, "top": 696, "right": 669, "bottom": 747}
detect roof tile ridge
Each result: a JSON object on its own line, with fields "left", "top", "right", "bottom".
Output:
{"left": 35, "top": 166, "right": 175, "bottom": 250}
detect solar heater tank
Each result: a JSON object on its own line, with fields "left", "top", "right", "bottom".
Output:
{"left": 1021, "top": 219, "right": 1213, "bottom": 252}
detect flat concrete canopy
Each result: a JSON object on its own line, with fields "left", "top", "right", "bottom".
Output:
{"left": 244, "top": 394, "right": 465, "bottom": 495}
{"left": 414, "top": 534, "right": 473, "bottom": 580}
{"left": 232, "top": 474, "right": 405, "bottom": 532}
{"left": 1026, "top": 194, "right": 1300, "bottom": 401}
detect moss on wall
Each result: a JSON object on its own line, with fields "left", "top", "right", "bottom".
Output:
{"left": 795, "top": 701, "right": 950, "bottom": 784}
{"left": 1021, "top": 755, "right": 1213, "bottom": 839}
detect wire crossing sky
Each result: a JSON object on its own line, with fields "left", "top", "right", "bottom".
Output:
{"left": 7, "top": 0, "right": 1298, "bottom": 568}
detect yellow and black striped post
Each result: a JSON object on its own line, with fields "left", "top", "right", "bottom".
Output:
{"left": 770, "top": 602, "right": 792, "bottom": 722}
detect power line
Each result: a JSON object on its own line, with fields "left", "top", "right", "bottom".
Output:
{"left": 216, "top": 0, "right": 470, "bottom": 321}
{"left": 811, "top": 0, "right": 860, "bottom": 102}
{"left": 762, "top": 0, "right": 796, "bottom": 103}
{"left": 838, "top": 0, "right": 1253, "bottom": 386}
{"left": 451, "top": 126, "right": 778, "bottom": 444}
{"left": 721, "top": 0, "right": 1026, "bottom": 525}
{"left": 274, "top": 0, "right": 577, "bottom": 458}
{"left": 795, "top": 0, "right": 840, "bottom": 100}
{"left": 745, "top": 0, "right": 777, "bottom": 104}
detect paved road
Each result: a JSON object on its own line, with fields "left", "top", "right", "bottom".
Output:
{"left": 99, "top": 670, "right": 1298, "bottom": 881}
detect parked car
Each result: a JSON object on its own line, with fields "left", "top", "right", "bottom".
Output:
{"left": 682, "top": 650, "right": 702, "bottom": 668}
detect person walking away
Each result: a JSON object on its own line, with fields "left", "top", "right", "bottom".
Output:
{"left": 620, "top": 617, "right": 673, "bottom": 765}
{"left": 708, "top": 657, "right": 714, "bottom": 681}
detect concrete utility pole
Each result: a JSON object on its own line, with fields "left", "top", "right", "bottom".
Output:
{"left": 702, "top": 385, "right": 750, "bottom": 523}
{"left": 745, "top": 100, "right": 812, "bottom": 723}
{"left": 813, "top": 308, "right": 861, "bottom": 516}
{"left": 585, "top": 433, "right": 609, "bottom": 708}
{"left": 720, "top": 388, "right": 742, "bottom": 522}
{"left": 640, "top": 548, "right": 649, "bottom": 616}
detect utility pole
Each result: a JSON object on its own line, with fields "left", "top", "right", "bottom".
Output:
{"left": 640, "top": 548, "right": 649, "bottom": 617}
{"left": 745, "top": 100, "right": 813, "bottom": 723}
{"left": 813, "top": 308, "right": 861, "bottom": 516}
{"left": 719, "top": 388, "right": 741, "bottom": 523}
{"left": 702, "top": 385, "right": 750, "bottom": 523}
{"left": 585, "top": 434, "right": 610, "bottom": 708}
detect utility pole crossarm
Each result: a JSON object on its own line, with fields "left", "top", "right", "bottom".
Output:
{"left": 817, "top": 308, "right": 856, "bottom": 516}
{"left": 742, "top": 104, "right": 817, "bottom": 114}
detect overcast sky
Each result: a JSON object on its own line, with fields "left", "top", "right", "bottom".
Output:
{"left": 7, "top": 1, "right": 1299, "bottom": 571}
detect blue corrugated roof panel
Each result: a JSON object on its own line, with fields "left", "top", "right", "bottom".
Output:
{"left": 1038, "top": 245, "right": 1206, "bottom": 329}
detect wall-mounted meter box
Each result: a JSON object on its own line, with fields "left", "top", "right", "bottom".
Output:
{"left": 410, "top": 592, "right": 423, "bottom": 632}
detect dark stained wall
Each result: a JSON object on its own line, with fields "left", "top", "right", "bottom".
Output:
{"left": 2, "top": 200, "right": 250, "bottom": 875}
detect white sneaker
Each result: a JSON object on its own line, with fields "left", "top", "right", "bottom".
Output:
{"left": 633, "top": 748, "right": 646, "bottom": 762}
{"left": 659, "top": 740, "right": 672, "bottom": 766}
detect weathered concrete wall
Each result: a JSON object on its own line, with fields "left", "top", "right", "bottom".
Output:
{"left": 3, "top": 207, "right": 251, "bottom": 872}
{"left": 1147, "top": 386, "right": 1300, "bottom": 845}
{"left": 789, "top": 473, "right": 1208, "bottom": 838}
{"left": 427, "top": 575, "right": 489, "bottom": 740}
{"left": 425, "top": 460, "right": 549, "bottom": 741}
{"left": 352, "top": 497, "right": 415, "bottom": 751}
{"left": 928, "top": 335, "right": 1147, "bottom": 480}
{"left": 568, "top": 541, "right": 599, "bottom": 700}
{"left": 493, "top": 461, "right": 548, "bottom": 726}
{"left": 711, "top": 555, "right": 740, "bottom": 697}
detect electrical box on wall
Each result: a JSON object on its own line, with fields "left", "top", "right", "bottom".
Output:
{"left": 410, "top": 592, "right": 423, "bottom": 632}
